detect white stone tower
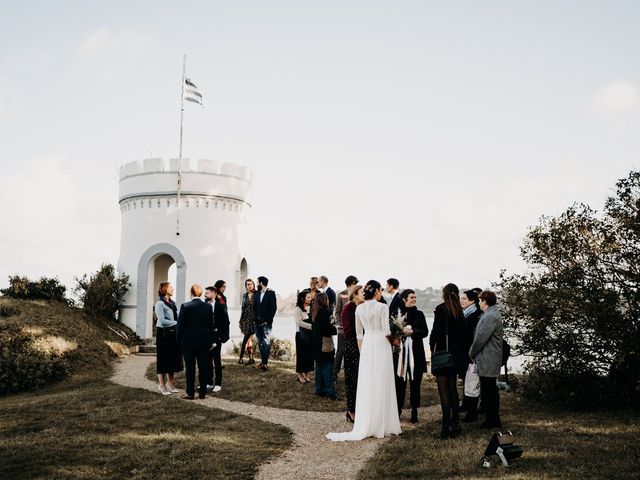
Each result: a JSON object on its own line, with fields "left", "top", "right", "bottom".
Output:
{"left": 117, "top": 157, "right": 252, "bottom": 339}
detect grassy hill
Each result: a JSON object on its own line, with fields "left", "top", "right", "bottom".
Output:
{"left": 0, "top": 298, "right": 292, "bottom": 480}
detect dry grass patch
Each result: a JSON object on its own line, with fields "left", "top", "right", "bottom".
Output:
{"left": 357, "top": 393, "right": 640, "bottom": 479}
{"left": 0, "top": 382, "right": 293, "bottom": 480}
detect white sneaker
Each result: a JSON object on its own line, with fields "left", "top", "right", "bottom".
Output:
{"left": 212, "top": 385, "right": 222, "bottom": 393}
{"left": 206, "top": 384, "right": 215, "bottom": 392}
{"left": 158, "top": 385, "right": 171, "bottom": 396}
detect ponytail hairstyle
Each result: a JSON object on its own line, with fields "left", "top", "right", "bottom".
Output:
{"left": 442, "top": 283, "right": 463, "bottom": 319}
{"left": 363, "top": 280, "right": 381, "bottom": 301}
{"left": 464, "top": 289, "right": 480, "bottom": 308}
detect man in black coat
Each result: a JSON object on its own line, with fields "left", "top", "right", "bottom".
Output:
{"left": 386, "top": 278, "right": 401, "bottom": 318}
{"left": 253, "top": 276, "right": 277, "bottom": 371}
{"left": 176, "top": 284, "right": 215, "bottom": 399}
{"left": 204, "top": 284, "right": 230, "bottom": 392}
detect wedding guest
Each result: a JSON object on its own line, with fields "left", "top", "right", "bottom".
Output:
{"left": 177, "top": 284, "right": 215, "bottom": 400}
{"left": 294, "top": 290, "right": 313, "bottom": 383}
{"left": 394, "top": 289, "right": 429, "bottom": 423}
{"left": 334, "top": 275, "right": 359, "bottom": 383}
{"left": 311, "top": 293, "right": 338, "bottom": 399}
{"left": 386, "top": 278, "right": 401, "bottom": 317}
{"left": 342, "top": 284, "right": 364, "bottom": 422}
{"left": 459, "top": 289, "right": 482, "bottom": 421}
{"left": 254, "top": 276, "right": 278, "bottom": 371}
{"left": 204, "top": 282, "right": 230, "bottom": 392}
{"left": 429, "top": 283, "right": 465, "bottom": 439}
{"left": 238, "top": 278, "right": 257, "bottom": 365}
{"left": 469, "top": 291, "right": 504, "bottom": 429}
{"left": 308, "top": 277, "right": 320, "bottom": 302}
{"left": 154, "top": 282, "right": 183, "bottom": 395}
{"left": 318, "top": 276, "right": 336, "bottom": 312}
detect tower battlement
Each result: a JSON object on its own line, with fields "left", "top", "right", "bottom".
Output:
{"left": 119, "top": 158, "right": 253, "bottom": 206}
{"left": 119, "top": 158, "right": 253, "bottom": 182}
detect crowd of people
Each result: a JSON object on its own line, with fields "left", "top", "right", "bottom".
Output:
{"left": 153, "top": 273, "right": 505, "bottom": 441}
{"left": 154, "top": 276, "right": 277, "bottom": 400}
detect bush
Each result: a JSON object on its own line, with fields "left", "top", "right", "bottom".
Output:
{"left": 232, "top": 336, "right": 295, "bottom": 361}
{"left": 0, "top": 304, "right": 19, "bottom": 317}
{"left": 497, "top": 170, "right": 640, "bottom": 409}
{"left": 1, "top": 275, "right": 70, "bottom": 304}
{"left": 0, "top": 321, "right": 70, "bottom": 395}
{"left": 74, "top": 264, "right": 130, "bottom": 321}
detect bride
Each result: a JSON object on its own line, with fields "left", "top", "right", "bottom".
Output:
{"left": 326, "top": 280, "right": 401, "bottom": 441}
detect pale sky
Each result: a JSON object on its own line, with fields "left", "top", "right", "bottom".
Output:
{"left": 1, "top": 1, "right": 639, "bottom": 296}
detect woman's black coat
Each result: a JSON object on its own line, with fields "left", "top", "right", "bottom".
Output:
{"left": 429, "top": 303, "right": 466, "bottom": 375}
{"left": 312, "top": 308, "right": 337, "bottom": 362}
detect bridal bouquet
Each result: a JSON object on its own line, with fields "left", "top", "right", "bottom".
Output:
{"left": 391, "top": 312, "right": 410, "bottom": 340}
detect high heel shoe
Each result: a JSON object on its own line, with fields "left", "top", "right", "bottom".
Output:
{"left": 238, "top": 358, "right": 244, "bottom": 364}
{"left": 247, "top": 358, "right": 255, "bottom": 365}
{"left": 345, "top": 412, "right": 354, "bottom": 423}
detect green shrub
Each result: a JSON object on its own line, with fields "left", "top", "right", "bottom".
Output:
{"left": 0, "top": 304, "right": 19, "bottom": 317}
{"left": 1, "top": 275, "right": 70, "bottom": 304}
{"left": 232, "top": 336, "right": 295, "bottom": 361}
{"left": 497, "top": 170, "right": 640, "bottom": 409}
{"left": 0, "top": 321, "right": 70, "bottom": 395}
{"left": 74, "top": 264, "right": 130, "bottom": 321}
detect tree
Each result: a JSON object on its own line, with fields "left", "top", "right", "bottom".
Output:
{"left": 497, "top": 171, "right": 640, "bottom": 408}
{"left": 74, "top": 264, "right": 130, "bottom": 321}
{"left": 1, "top": 275, "right": 70, "bottom": 304}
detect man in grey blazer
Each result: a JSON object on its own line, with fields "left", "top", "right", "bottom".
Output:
{"left": 469, "top": 290, "right": 503, "bottom": 428}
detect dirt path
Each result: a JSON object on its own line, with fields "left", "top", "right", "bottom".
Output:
{"left": 111, "top": 354, "right": 437, "bottom": 480}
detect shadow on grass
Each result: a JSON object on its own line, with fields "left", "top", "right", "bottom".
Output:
{"left": 146, "top": 357, "right": 441, "bottom": 413}
{"left": 357, "top": 393, "right": 640, "bottom": 480}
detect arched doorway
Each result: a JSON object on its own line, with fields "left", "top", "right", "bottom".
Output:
{"left": 239, "top": 257, "right": 248, "bottom": 306}
{"left": 136, "top": 243, "right": 187, "bottom": 339}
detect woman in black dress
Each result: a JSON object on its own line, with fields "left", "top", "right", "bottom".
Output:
{"left": 341, "top": 285, "right": 364, "bottom": 422}
{"left": 429, "top": 283, "right": 465, "bottom": 439}
{"left": 154, "top": 282, "right": 183, "bottom": 395}
{"left": 238, "top": 279, "right": 257, "bottom": 364}
{"left": 294, "top": 290, "right": 313, "bottom": 382}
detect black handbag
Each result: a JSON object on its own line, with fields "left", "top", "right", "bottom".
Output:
{"left": 431, "top": 315, "right": 455, "bottom": 375}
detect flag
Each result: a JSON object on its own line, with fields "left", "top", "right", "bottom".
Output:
{"left": 184, "top": 77, "right": 203, "bottom": 105}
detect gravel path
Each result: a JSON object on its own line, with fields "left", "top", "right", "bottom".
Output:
{"left": 111, "top": 354, "right": 438, "bottom": 480}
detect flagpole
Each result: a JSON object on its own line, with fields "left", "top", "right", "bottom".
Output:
{"left": 177, "top": 54, "right": 186, "bottom": 236}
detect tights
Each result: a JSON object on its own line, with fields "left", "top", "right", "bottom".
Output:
{"left": 436, "top": 374, "right": 459, "bottom": 428}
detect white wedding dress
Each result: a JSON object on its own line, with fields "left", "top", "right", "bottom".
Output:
{"left": 326, "top": 300, "right": 401, "bottom": 441}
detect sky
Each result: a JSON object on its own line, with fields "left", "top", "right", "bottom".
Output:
{"left": 1, "top": 1, "right": 639, "bottom": 296}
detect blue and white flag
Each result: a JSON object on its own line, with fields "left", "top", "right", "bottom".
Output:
{"left": 184, "top": 78, "right": 203, "bottom": 105}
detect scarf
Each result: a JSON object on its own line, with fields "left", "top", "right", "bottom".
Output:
{"left": 396, "top": 307, "right": 416, "bottom": 381}
{"left": 463, "top": 303, "right": 478, "bottom": 318}
{"left": 160, "top": 296, "right": 178, "bottom": 322}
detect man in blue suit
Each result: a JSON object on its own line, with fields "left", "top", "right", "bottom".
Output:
{"left": 177, "top": 284, "right": 215, "bottom": 399}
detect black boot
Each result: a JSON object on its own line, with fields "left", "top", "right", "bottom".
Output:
{"left": 435, "top": 406, "right": 451, "bottom": 439}
{"left": 410, "top": 408, "right": 418, "bottom": 424}
{"left": 450, "top": 408, "right": 462, "bottom": 438}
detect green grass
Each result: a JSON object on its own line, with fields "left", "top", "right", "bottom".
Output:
{"left": 146, "top": 358, "right": 442, "bottom": 412}
{"left": 357, "top": 392, "right": 640, "bottom": 479}
{"left": 0, "top": 299, "right": 293, "bottom": 480}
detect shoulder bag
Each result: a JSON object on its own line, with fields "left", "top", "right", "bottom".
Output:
{"left": 431, "top": 314, "right": 455, "bottom": 375}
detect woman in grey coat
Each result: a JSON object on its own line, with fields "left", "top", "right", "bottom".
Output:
{"left": 468, "top": 290, "right": 503, "bottom": 428}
